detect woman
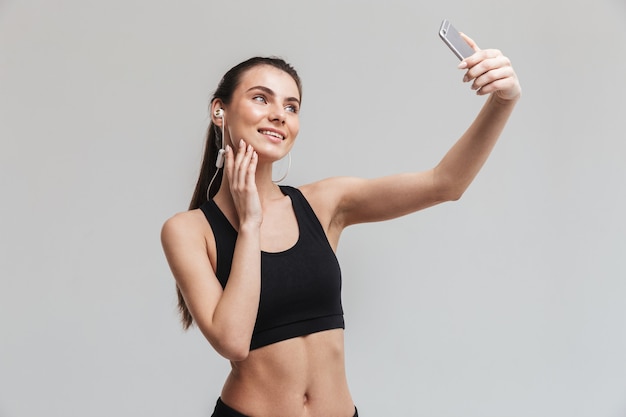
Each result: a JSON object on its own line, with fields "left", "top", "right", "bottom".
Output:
{"left": 161, "top": 33, "right": 521, "bottom": 417}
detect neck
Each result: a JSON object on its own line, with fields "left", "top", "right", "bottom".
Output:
{"left": 255, "top": 161, "right": 285, "bottom": 199}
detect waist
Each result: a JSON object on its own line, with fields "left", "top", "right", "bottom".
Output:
{"left": 213, "top": 398, "right": 358, "bottom": 417}
{"left": 221, "top": 329, "right": 354, "bottom": 417}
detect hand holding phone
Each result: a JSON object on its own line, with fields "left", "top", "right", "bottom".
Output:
{"left": 439, "top": 19, "right": 475, "bottom": 60}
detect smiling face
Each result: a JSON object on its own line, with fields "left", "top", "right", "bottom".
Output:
{"left": 220, "top": 65, "right": 301, "bottom": 162}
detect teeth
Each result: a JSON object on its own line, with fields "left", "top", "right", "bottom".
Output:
{"left": 260, "top": 130, "right": 284, "bottom": 140}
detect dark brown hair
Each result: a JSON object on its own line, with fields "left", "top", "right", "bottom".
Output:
{"left": 177, "top": 57, "right": 303, "bottom": 329}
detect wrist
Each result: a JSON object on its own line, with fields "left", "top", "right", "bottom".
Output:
{"left": 238, "top": 220, "right": 262, "bottom": 234}
{"left": 490, "top": 92, "right": 521, "bottom": 107}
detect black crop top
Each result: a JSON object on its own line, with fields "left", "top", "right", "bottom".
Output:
{"left": 199, "top": 186, "right": 345, "bottom": 350}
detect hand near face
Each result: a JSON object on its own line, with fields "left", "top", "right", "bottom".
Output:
{"left": 224, "top": 139, "right": 263, "bottom": 227}
{"left": 458, "top": 33, "right": 522, "bottom": 102}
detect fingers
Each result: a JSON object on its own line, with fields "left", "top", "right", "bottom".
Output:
{"left": 224, "top": 139, "right": 257, "bottom": 191}
{"left": 463, "top": 52, "right": 509, "bottom": 87}
{"left": 471, "top": 66, "right": 514, "bottom": 95}
{"left": 222, "top": 139, "right": 262, "bottom": 225}
{"left": 242, "top": 143, "right": 258, "bottom": 186}
{"left": 459, "top": 32, "right": 480, "bottom": 52}
{"left": 459, "top": 48, "right": 521, "bottom": 100}
{"left": 460, "top": 48, "right": 505, "bottom": 79}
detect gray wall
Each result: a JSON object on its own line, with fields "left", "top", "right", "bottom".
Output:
{"left": 1, "top": 1, "right": 625, "bottom": 416}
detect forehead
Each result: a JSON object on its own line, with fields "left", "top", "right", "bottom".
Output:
{"left": 236, "top": 65, "right": 300, "bottom": 99}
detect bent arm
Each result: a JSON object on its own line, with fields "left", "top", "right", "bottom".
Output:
{"left": 161, "top": 141, "right": 263, "bottom": 362}
{"left": 161, "top": 213, "right": 261, "bottom": 361}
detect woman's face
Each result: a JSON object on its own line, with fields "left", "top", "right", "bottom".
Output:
{"left": 222, "top": 65, "right": 301, "bottom": 162}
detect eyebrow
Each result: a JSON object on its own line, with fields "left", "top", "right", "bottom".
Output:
{"left": 246, "top": 85, "right": 301, "bottom": 106}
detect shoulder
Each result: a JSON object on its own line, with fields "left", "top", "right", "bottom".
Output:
{"left": 297, "top": 177, "right": 366, "bottom": 232}
{"left": 160, "top": 208, "right": 210, "bottom": 250}
{"left": 299, "top": 176, "right": 368, "bottom": 208}
{"left": 299, "top": 176, "right": 362, "bottom": 199}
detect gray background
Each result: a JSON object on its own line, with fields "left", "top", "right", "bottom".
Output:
{"left": 1, "top": 1, "right": 625, "bottom": 416}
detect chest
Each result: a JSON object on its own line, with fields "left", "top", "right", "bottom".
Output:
{"left": 259, "top": 198, "right": 299, "bottom": 253}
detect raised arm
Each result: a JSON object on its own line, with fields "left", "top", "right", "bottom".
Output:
{"left": 318, "top": 35, "right": 521, "bottom": 229}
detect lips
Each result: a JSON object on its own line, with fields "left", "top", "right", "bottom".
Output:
{"left": 258, "top": 129, "right": 285, "bottom": 141}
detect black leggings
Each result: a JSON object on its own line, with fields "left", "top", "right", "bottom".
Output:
{"left": 211, "top": 397, "right": 358, "bottom": 417}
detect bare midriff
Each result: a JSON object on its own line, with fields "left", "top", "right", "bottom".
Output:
{"left": 220, "top": 328, "right": 355, "bottom": 417}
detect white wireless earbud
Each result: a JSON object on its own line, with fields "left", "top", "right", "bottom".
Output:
{"left": 207, "top": 107, "right": 226, "bottom": 198}
{"left": 215, "top": 149, "right": 225, "bottom": 168}
{"left": 213, "top": 108, "right": 226, "bottom": 169}
{"left": 215, "top": 108, "right": 226, "bottom": 168}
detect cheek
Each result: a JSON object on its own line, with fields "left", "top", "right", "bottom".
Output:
{"left": 246, "top": 106, "right": 267, "bottom": 120}
{"left": 235, "top": 102, "right": 265, "bottom": 124}
{"left": 290, "top": 119, "right": 300, "bottom": 137}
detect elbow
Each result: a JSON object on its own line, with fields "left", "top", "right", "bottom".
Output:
{"left": 446, "top": 188, "right": 465, "bottom": 202}
{"left": 199, "top": 315, "right": 254, "bottom": 361}
{"left": 209, "top": 334, "right": 251, "bottom": 362}
{"left": 223, "top": 345, "right": 250, "bottom": 362}
{"left": 432, "top": 168, "right": 467, "bottom": 203}
{"left": 436, "top": 183, "right": 465, "bottom": 202}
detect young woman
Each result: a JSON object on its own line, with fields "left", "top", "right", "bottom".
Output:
{"left": 161, "top": 34, "right": 521, "bottom": 417}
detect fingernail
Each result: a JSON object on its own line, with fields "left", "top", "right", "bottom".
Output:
{"left": 458, "top": 61, "right": 467, "bottom": 69}
{"left": 239, "top": 139, "right": 244, "bottom": 146}
{"left": 225, "top": 145, "right": 231, "bottom": 152}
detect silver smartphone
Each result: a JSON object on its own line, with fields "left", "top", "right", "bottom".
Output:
{"left": 439, "top": 19, "right": 475, "bottom": 60}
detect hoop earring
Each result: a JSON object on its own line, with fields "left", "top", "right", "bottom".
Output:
{"left": 272, "top": 152, "right": 291, "bottom": 183}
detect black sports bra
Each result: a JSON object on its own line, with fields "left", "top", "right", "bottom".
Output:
{"left": 200, "top": 186, "right": 345, "bottom": 350}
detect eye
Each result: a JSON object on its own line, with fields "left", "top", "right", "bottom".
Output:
{"left": 253, "top": 95, "right": 267, "bottom": 104}
{"left": 285, "top": 104, "right": 299, "bottom": 114}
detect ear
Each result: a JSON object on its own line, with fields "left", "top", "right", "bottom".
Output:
{"left": 210, "top": 100, "right": 225, "bottom": 126}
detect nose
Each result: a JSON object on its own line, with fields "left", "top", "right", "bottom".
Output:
{"left": 269, "top": 104, "right": 286, "bottom": 124}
